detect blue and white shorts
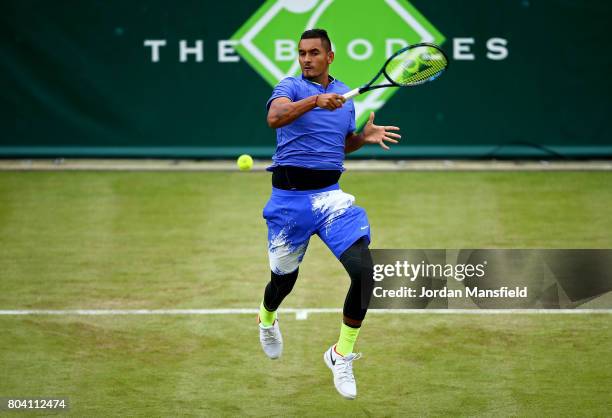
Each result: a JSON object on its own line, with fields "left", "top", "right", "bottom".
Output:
{"left": 262, "top": 183, "right": 371, "bottom": 275}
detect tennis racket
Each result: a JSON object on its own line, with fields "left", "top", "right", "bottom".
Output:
{"left": 342, "top": 43, "right": 448, "bottom": 100}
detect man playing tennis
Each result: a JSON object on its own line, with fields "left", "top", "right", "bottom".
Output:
{"left": 257, "top": 28, "right": 401, "bottom": 400}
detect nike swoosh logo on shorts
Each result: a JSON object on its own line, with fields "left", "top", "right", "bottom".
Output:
{"left": 360, "top": 226, "right": 369, "bottom": 230}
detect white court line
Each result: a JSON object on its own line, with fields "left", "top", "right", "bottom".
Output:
{"left": 0, "top": 308, "right": 610, "bottom": 316}
{"left": 1, "top": 159, "right": 611, "bottom": 172}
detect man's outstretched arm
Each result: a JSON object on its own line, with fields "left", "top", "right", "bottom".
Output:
{"left": 345, "top": 132, "right": 368, "bottom": 154}
{"left": 345, "top": 112, "right": 401, "bottom": 154}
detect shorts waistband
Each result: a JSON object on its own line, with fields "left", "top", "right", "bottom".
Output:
{"left": 271, "top": 183, "right": 340, "bottom": 197}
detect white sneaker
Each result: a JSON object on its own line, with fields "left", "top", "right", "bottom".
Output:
{"left": 258, "top": 318, "right": 283, "bottom": 359}
{"left": 323, "top": 344, "right": 362, "bottom": 400}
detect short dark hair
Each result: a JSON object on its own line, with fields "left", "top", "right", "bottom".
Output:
{"left": 300, "top": 29, "right": 332, "bottom": 52}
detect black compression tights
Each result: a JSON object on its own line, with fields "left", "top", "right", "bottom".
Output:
{"left": 262, "top": 237, "right": 374, "bottom": 325}
{"left": 262, "top": 268, "right": 299, "bottom": 312}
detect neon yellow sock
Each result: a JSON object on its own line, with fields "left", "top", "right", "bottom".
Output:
{"left": 259, "top": 301, "right": 277, "bottom": 327}
{"left": 336, "top": 323, "right": 361, "bottom": 356}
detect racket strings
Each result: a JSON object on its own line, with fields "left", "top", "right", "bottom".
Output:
{"left": 386, "top": 46, "right": 448, "bottom": 86}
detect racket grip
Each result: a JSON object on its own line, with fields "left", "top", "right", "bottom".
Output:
{"left": 343, "top": 88, "right": 361, "bottom": 100}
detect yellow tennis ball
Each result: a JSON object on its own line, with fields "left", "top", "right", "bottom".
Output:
{"left": 237, "top": 154, "right": 253, "bottom": 171}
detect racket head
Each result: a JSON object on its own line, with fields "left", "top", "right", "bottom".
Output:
{"left": 382, "top": 43, "right": 449, "bottom": 87}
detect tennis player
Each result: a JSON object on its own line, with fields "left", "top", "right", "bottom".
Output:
{"left": 257, "top": 28, "right": 401, "bottom": 400}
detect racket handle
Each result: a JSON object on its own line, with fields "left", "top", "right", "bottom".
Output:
{"left": 343, "top": 88, "right": 361, "bottom": 100}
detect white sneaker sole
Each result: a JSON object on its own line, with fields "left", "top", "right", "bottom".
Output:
{"left": 323, "top": 350, "right": 356, "bottom": 400}
{"left": 265, "top": 350, "right": 281, "bottom": 360}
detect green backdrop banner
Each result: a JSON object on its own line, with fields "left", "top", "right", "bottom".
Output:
{"left": 2, "top": 0, "right": 611, "bottom": 158}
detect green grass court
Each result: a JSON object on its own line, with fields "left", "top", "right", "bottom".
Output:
{"left": 1, "top": 171, "right": 611, "bottom": 416}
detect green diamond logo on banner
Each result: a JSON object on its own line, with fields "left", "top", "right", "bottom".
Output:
{"left": 230, "top": 0, "right": 445, "bottom": 127}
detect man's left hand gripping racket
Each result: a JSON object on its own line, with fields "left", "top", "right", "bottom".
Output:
{"left": 343, "top": 43, "right": 449, "bottom": 99}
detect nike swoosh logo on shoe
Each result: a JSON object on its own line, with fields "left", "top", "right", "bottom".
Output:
{"left": 329, "top": 350, "right": 336, "bottom": 366}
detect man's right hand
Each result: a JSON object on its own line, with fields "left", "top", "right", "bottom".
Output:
{"left": 315, "top": 93, "right": 346, "bottom": 110}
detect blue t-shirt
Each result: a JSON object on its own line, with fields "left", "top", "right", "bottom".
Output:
{"left": 266, "top": 74, "right": 356, "bottom": 171}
